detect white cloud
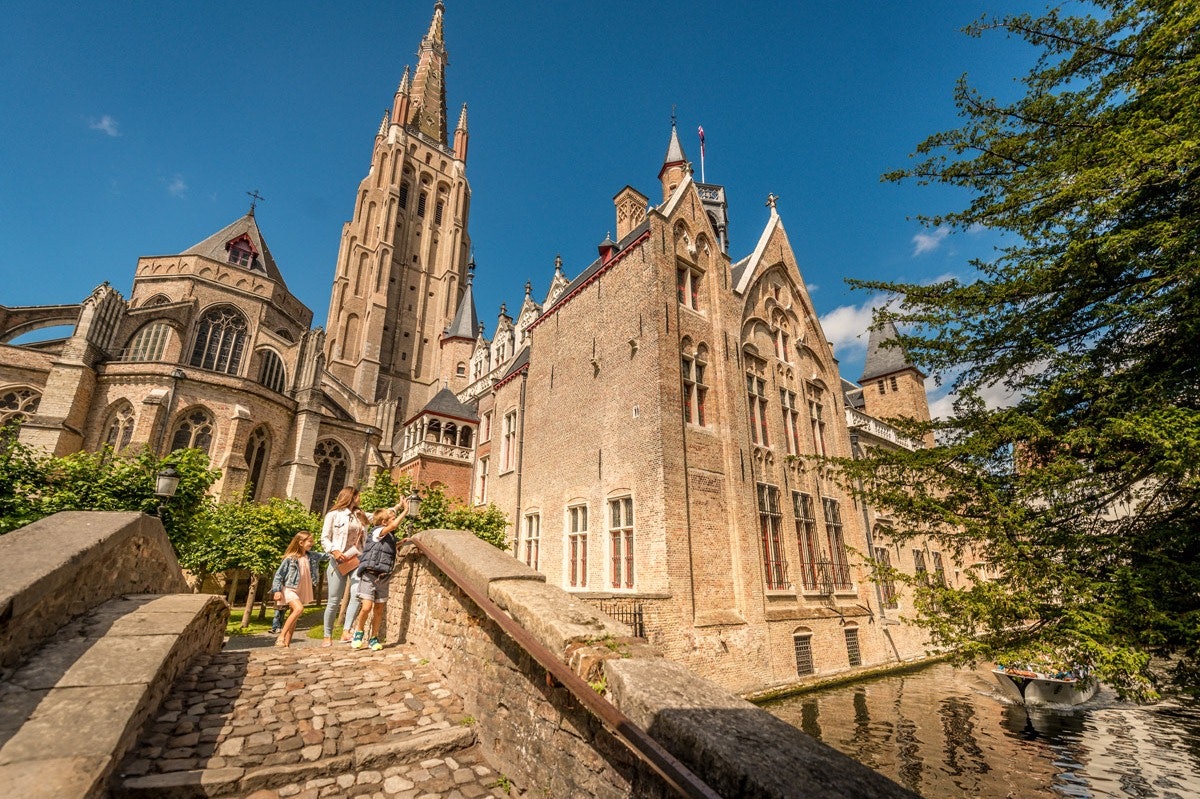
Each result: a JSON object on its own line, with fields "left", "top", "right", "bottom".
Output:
{"left": 911, "top": 227, "right": 949, "bottom": 256}
{"left": 166, "top": 175, "right": 188, "bottom": 198}
{"left": 88, "top": 115, "right": 120, "bottom": 137}
{"left": 818, "top": 295, "right": 888, "bottom": 359}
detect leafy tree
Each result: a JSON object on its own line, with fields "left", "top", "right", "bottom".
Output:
{"left": 359, "top": 469, "right": 509, "bottom": 550}
{"left": 198, "top": 497, "right": 322, "bottom": 626}
{"left": 844, "top": 1, "right": 1200, "bottom": 699}
{"left": 358, "top": 468, "right": 403, "bottom": 514}
{"left": 0, "top": 425, "right": 45, "bottom": 534}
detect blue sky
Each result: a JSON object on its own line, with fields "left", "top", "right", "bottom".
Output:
{"left": 0, "top": 1, "right": 1041, "bottom": 402}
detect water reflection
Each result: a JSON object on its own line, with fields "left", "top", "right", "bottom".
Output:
{"left": 764, "top": 663, "right": 1200, "bottom": 798}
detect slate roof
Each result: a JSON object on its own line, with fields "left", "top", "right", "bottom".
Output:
{"left": 443, "top": 278, "right": 479, "bottom": 341}
{"left": 182, "top": 213, "right": 289, "bottom": 289}
{"left": 859, "top": 319, "right": 922, "bottom": 382}
{"left": 412, "top": 387, "right": 478, "bottom": 424}
{"left": 541, "top": 219, "right": 651, "bottom": 319}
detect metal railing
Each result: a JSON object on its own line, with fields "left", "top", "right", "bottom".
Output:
{"left": 595, "top": 601, "right": 646, "bottom": 639}
{"left": 406, "top": 538, "right": 722, "bottom": 799}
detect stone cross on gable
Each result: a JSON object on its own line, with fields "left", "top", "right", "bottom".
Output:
{"left": 247, "top": 189, "right": 267, "bottom": 215}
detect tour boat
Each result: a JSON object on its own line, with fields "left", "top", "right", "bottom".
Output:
{"left": 992, "top": 665, "right": 1098, "bottom": 706}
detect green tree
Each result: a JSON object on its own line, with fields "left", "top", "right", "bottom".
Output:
{"left": 844, "top": 1, "right": 1200, "bottom": 699}
{"left": 358, "top": 469, "right": 509, "bottom": 550}
{"left": 199, "top": 497, "right": 322, "bottom": 626}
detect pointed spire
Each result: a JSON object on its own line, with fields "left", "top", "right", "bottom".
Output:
{"left": 554, "top": 254, "right": 563, "bottom": 276}
{"left": 409, "top": 2, "right": 450, "bottom": 143}
{"left": 860, "top": 319, "right": 922, "bottom": 383}
{"left": 524, "top": 281, "right": 532, "bottom": 299}
{"left": 658, "top": 117, "right": 690, "bottom": 202}
{"left": 453, "top": 103, "right": 469, "bottom": 161}
{"left": 442, "top": 262, "right": 479, "bottom": 342}
{"left": 378, "top": 109, "right": 390, "bottom": 137}
{"left": 392, "top": 66, "right": 412, "bottom": 125}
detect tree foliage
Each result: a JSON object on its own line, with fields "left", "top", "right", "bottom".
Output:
{"left": 359, "top": 469, "right": 509, "bottom": 550}
{"left": 844, "top": 1, "right": 1200, "bottom": 699}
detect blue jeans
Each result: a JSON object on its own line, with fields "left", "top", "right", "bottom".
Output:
{"left": 343, "top": 570, "right": 363, "bottom": 635}
{"left": 323, "top": 561, "right": 350, "bottom": 638}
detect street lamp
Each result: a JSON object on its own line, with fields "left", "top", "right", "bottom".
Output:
{"left": 153, "top": 464, "right": 180, "bottom": 518}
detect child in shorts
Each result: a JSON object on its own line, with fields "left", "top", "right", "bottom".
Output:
{"left": 349, "top": 504, "right": 407, "bottom": 651}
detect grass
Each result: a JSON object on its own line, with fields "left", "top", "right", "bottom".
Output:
{"left": 225, "top": 605, "right": 322, "bottom": 637}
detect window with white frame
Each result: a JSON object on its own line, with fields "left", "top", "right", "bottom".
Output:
{"left": 808, "top": 391, "right": 827, "bottom": 457}
{"left": 780, "top": 389, "right": 801, "bottom": 455}
{"left": 500, "top": 410, "right": 517, "bottom": 471}
{"left": 475, "top": 456, "right": 489, "bottom": 504}
{"left": 481, "top": 411, "right": 492, "bottom": 442}
{"left": 567, "top": 504, "right": 588, "bottom": 589}
{"left": 523, "top": 512, "right": 540, "bottom": 571}
{"left": 757, "top": 483, "right": 788, "bottom": 590}
{"left": 608, "top": 497, "right": 634, "bottom": 589}
{"left": 774, "top": 326, "right": 791, "bottom": 363}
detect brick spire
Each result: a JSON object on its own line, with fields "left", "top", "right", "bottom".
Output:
{"left": 409, "top": 2, "right": 449, "bottom": 144}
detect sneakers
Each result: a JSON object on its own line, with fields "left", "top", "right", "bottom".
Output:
{"left": 350, "top": 631, "right": 365, "bottom": 650}
{"left": 368, "top": 637, "right": 383, "bottom": 651}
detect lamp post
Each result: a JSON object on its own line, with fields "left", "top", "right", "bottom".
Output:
{"left": 401, "top": 488, "right": 422, "bottom": 538}
{"left": 153, "top": 464, "right": 180, "bottom": 518}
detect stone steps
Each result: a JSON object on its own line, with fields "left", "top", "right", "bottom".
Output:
{"left": 115, "top": 643, "right": 524, "bottom": 798}
{"left": 0, "top": 593, "right": 227, "bottom": 799}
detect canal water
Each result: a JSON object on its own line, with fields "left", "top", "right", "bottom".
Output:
{"left": 764, "top": 662, "right": 1200, "bottom": 798}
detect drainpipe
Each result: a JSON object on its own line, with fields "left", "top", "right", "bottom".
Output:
{"left": 513, "top": 369, "right": 528, "bottom": 551}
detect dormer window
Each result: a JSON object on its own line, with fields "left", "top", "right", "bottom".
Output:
{"left": 225, "top": 234, "right": 258, "bottom": 269}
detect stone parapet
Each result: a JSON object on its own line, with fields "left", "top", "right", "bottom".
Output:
{"left": 394, "top": 529, "right": 917, "bottom": 798}
{"left": 0, "top": 511, "right": 187, "bottom": 671}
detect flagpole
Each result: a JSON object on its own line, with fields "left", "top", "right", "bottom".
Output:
{"left": 698, "top": 125, "right": 706, "bottom": 183}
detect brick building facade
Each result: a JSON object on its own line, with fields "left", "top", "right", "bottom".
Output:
{"left": 0, "top": 3, "right": 962, "bottom": 693}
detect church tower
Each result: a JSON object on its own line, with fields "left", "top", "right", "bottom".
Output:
{"left": 859, "top": 319, "right": 933, "bottom": 442}
{"left": 324, "top": 1, "right": 472, "bottom": 422}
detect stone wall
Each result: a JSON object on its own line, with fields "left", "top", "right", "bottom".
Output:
{"left": 390, "top": 529, "right": 917, "bottom": 799}
{"left": 0, "top": 511, "right": 187, "bottom": 671}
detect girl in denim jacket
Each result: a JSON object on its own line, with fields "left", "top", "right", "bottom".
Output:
{"left": 270, "top": 532, "right": 318, "bottom": 646}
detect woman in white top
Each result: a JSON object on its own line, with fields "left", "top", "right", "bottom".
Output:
{"left": 319, "top": 485, "right": 367, "bottom": 646}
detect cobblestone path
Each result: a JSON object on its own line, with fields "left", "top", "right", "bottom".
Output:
{"left": 117, "top": 642, "right": 528, "bottom": 798}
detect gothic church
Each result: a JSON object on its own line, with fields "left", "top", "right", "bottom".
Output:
{"left": 0, "top": 3, "right": 955, "bottom": 693}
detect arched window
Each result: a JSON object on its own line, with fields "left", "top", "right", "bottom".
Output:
{"left": 244, "top": 426, "right": 270, "bottom": 501}
{"left": 443, "top": 422, "right": 457, "bottom": 445}
{"left": 311, "top": 439, "right": 348, "bottom": 513}
{"left": 190, "top": 307, "right": 247, "bottom": 375}
{"left": 425, "top": 419, "right": 441, "bottom": 441}
{"left": 124, "top": 322, "right": 171, "bottom": 362}
{"left": 459, "top": 426, "right": 473, "bottom": 448}
{"left": 170, "top": 407, "right": 215, "bottom": 455}
{"left": 0, "top": 387, "right": 41, "bottom": 439}
{"left": 103, "top": 401, "right": 135, "bottom": 451}
{"left": 258, "top": 349, "right": 286, "bottom": 394}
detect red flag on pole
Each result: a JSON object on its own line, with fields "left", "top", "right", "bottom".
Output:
{"left": 698, "top": 125, "right": 706, "bottom": 157}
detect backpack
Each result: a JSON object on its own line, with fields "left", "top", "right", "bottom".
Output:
{"left": 359, "top": 525, "right": 397, "bottom": 575}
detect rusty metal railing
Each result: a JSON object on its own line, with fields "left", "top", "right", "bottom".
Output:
{"left": 406, "top": 538, "right": 723, "bottom": 799}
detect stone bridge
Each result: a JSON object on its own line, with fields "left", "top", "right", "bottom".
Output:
{"left": 0, "top": 512, "right": 916, "bottom": 799}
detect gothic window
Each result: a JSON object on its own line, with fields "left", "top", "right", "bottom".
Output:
{"left": 124, "top": 322, "right": 171, "bottom": 362}
{"left": 567, "top": 504, "right": 588, "bottom": 589}
{"left": 913, "top": 548, "right": 929, "bottom": 583}
{"left": 458, "top": 426, "right": 473, "bottom": 448}
{"left": 103, "top": 402, "right": 135, "bottom": 451}
{"left": 844, "top": 624, "right": 863, "bottom": 667}
{"left": 793, "top": 491, "right": 821, "bottom": 591}
{"left": 774, "top": 326, "right": 791, "bottom": 363}
{"left": 435, "top": 199, "right": 445, "bottom": 226}
{"left": 523, "top": 512, "right": 540, "bottom": 571}
{"left": 341, "top": 314, "right": 360, "bottom": 359}
{"left": 0, "top": 387, "right": 41, "bottom": 437}
{"left": 608, "top": 496, "right": 634, "bottom": 590}
{"left": 681, "top": 345, "right": 708, "bottom": 427}
{"left": 822, "top": 497, "right": 852, "bottom": 591}
{"left": 757, "top": 484, "right": 788, "bottom": 590}
{"left": 676, "top": 264, "right": 701, "bottom": 310}
{"left": 932, "top": 551, "right": 947, "bottom": 586}
{"left": 258, "top": 349, "right": 286, "bottom": 394}
{"left": 311, "top": 440, "right": 348, "bottom": 513}
{"left": 793, "top": 628, "right": 815, "bottom": 676}
{"left": 399, "top": 180, "right": 410, "bottom": 209}
{"left": 780, "top": 390, "right": 801, "bottom": 455}
{"left": 500, "top": 411, "right": 517, "bottom": 471}
{"left": 190, "top": 306, "right": 248, "bottom": 375}
{"left": 244, "top": 426, "right": 270, "bottom": 501}
{"left": 747, "top": 371, "right": 769, "bottom": 446}
{"left": 808, "top": 388, "right": 827, "bottom": 456}
{"left": 170, "top": 407, "right": 214, "bottom": 455}
{"left": 417, "top": 191, "right": 427, "bottom": 218}
{"left": 875, "top": 544, "right": 898, "bottom": 609}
